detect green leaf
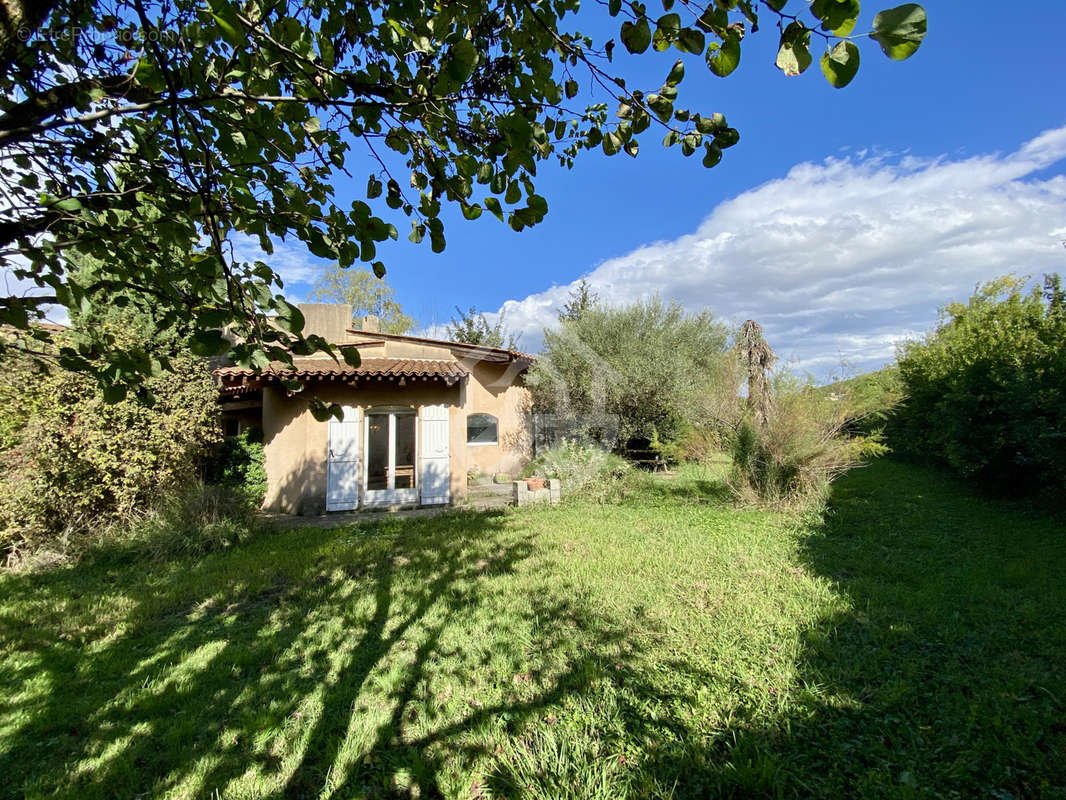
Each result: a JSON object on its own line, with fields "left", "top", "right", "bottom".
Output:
{"left": 274, "top": 299, "right": 305, "bottom": 333}
{"left": 429, "top": 220, "right": 446, "bottom": 253}
{"left": 409, "top": 221, "right": 425, "bottom": 243}
{"left": 602, "top": 132, "right": 623, "bottom": 156}
{"left": 677, "top": 27, "right": 706, "bottom": 55}
{"left": 608, "top": 0, "right": 622, "bottom": 15}
{"left": 811, "top": 0, "right": 860, "bottom": 35}
{"left": 367, "top": 175, "right": 382, "bottom": 198}
{"left": 714, "top": 127, "right": 741, "bottom": 148}
{"left": 462, "top": 203, "right": 483, "bottom": 220}
{"left": 620, "top": 18, "right": 652, "bottom": 54}
{"left": 657, "top": 13, "right": 682, "bottom": 39}
{"left": 189, "top": 329, "right": 231, "bottom": 357}
{"left": 695, "top": 112, "right": 726, "bottom": 134}
{"left": 372, "top": 261, "right": 386, "bottom": 278}
{"left": 696, "top": 7, "right": 728, "bottom": 33}
{"left": 342, "top": 347, "right": 362, "bottom": 367}
{"left": 870, "top": 3, "right": 927, "bottom": 60}
{"left": 249, "top": 349, "right": 272, "bottom": 370}
{"left": 53, "top": 197, "right": 82, "bottom": 212}
{"left": 446, "top": 38, "right": 478, "bottom": 83}
{"left": 820, "top": 40, "right": 860, "bottom": 88}
{"left": 309, "top": 400, "right": 343, "bottom": 422}
{"left": 702, "top": 141, "right": 723, "bottom": 168}
{"left": 706, "top": 33, "right": 741, "bottom": 77}
{"left": 565, "top": 79, "right": 579, "bottom": 98}
{"left": 775, "top": 23, "right": 812, "bottom": 76}
{"left": 211, "top": 11, "right": 243, "bottom": 47}
{"left": 666, "top": 59, "right": 685, "bottom": 86}
{"left": 484, "top": 196, "right": 504, "bottom": 221}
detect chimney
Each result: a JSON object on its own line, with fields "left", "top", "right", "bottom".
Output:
{"left": 297, "top": 303, "right": 353, "bottom": 344}
{"left": 360, "top": 314, "right": 379, "bottom": 332}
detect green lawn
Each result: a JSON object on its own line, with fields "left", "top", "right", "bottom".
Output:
{"left": 1, "top": 460, "right": 1063, "bottom": 799}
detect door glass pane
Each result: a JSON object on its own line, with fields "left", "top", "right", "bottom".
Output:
{"left": 394, "top": 414, "right": 416, "bottom": 489}
{"left": 367, "top": 414, "right": 389, "bottom": 490}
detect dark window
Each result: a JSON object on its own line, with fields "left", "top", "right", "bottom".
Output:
{"left": 223, "top": 418, "right": 241, "bottom": 437}
{"left": 467, "top": 413, "right": 498, "bottom": 445}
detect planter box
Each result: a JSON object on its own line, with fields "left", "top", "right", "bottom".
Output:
{"left": 513, "top": 479, "right": 562, "bottom": 507}
{"left": 525, "top": 477, "right": 546, "bottom": 491}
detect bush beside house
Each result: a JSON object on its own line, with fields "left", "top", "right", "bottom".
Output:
{"left": 0, "top": 343, "right": 223, "bottom": 564}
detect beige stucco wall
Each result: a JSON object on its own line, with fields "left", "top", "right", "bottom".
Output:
{"left": 461, "top": 361, "right": 532, "bottom": 478}
{"left": 259, "top": 337, "right": 532, "bottom": 513}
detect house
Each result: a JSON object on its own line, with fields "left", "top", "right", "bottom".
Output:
{"left": 214, "top": 303, "right": 534, "bottom": 514}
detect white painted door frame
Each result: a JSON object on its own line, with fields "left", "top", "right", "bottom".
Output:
{"left": 362, "top": 409, "right": 419, "bottom": 507}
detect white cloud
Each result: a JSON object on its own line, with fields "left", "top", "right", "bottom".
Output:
{"left": 497, "top": 125, "right": 1066, "bottom": 379}
{"left": 230, "top": 235, "right": 329, "bottom": 302}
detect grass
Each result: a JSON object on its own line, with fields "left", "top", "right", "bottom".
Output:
{"left": 0, "top": 460, "right": 1063, "bottom": 798}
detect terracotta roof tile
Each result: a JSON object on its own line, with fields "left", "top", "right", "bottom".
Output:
{"left": 215, "top": 357, "right": 468, "bottom": 389}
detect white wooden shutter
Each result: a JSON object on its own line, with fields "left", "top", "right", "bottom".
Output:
{"left": 326, "top": 405, "right": 361, "bottom": 511}
{"left": 420, "top": 404, "right": 450, "bottom": 505}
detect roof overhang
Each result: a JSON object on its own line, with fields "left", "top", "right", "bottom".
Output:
{"left": 343, "top": 328, "right": 535, "bottom": 365}
{"left": 214, "top": 357, "right": 468, "bottom": 397}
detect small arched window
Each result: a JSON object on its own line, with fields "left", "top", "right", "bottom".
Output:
{"left": 467, "top": 413, "right": 498, "bottom": 445}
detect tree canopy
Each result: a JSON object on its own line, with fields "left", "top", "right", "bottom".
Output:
{"left": 446, "top": 305, "right": 520, "bottom": 349}
{"left": 529, "top": 296, "right": 729, "bottom": 446}
{"left": 1, "top": 0, "right": 926, "bottom": 415}
{"left": 559, "top": 279, "right": 599, "bottom": 322}
{"left": 308, "top": 266, "right": 416, "bottom": 334}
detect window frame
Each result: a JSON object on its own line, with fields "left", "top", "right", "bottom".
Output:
{"left": 466, "top": 413, "right": 499, "bottom": 446}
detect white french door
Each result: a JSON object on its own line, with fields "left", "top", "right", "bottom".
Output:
{"left": 420, "top": 404, "right": 450, "bottom": 505}
{"left": 363, "top": 410, "right": 418, "bottom": 507}
{"left": 326, "top": 406, "right": 361, "bottom": 512}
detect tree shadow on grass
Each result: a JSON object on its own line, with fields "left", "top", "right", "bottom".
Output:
{"left": 0, "top": 509, "right": 530, "bottom": 798}
{"left": 636, "top": 459, "right": 1066, "bottom": 798}
{"left": 0, "top": 506, "right": 694, "bottom": 800}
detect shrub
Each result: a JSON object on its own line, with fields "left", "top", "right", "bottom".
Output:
{"left": 202, "top": 428, "right": 267, "bottom": 506}
{"left": 525, "top": 441, "right": 632, "bottom": 498}
{"left": 136, "top": 483, "right": 260, "bottom": 561}
{"left": 651, "top": 422, "right": 725, "bottom": 465}
{"left": 890, "top": 274, "right": 1066, "bottom": 496}
{"left": 821, "top": 366, "right": 904, "bottom": 439}
{"left": 727, "top": 382, "right": 887, "bottom": 507}
{"left": 0, "top": 343, "right": 221, "bottom": 563}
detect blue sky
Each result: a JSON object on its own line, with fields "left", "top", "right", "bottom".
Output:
{"left": 264, "top": 1, "right": 1066, "bottom": 379}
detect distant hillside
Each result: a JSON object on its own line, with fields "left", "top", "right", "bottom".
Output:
{"left": 820, "top": 366, "right": 904, "bottom": 436}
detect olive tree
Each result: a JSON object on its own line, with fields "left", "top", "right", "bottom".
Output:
{"left": 529, "top": 297, "right": 730, "bottom": 447}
